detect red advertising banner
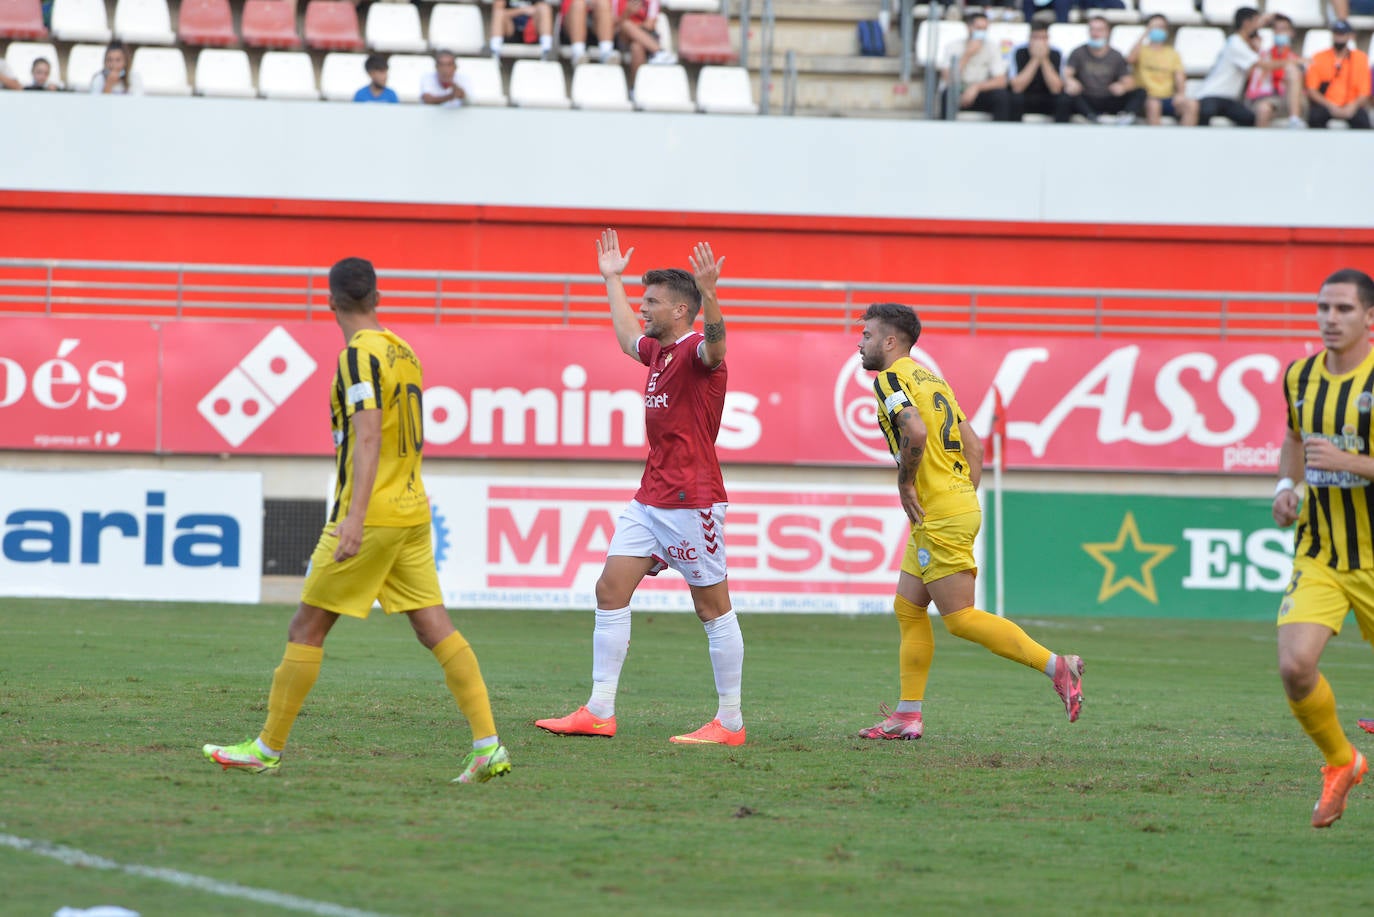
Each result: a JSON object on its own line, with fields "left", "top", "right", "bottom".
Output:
{"left": 0, "top": 317, "right": 160, "bottom": 452}
{"left": 6, "top": 317, "right": 1314, "bottom": 473}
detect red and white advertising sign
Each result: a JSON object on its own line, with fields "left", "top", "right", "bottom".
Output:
{"left": 0, "top": 317, "right": 159, "bottom": 452}
{"left": 6, "top": 317, "right": 1311, "bottom": 473}
{"left": 424, "top": 476, "right": 914, "bottom": 613}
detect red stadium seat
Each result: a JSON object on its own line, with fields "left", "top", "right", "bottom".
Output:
{"left": 0, "top": 0, "right": 48, "bottom": 39}
{"left": 304, "top": 0, "right": 364, "bottom": 52}
{"left": 242, "top": 0, "right": 301, "bottom": 49}
{"left": 178, "top": 0, "right": 236, "bottom": 47}
{"left": 676, "top": 13, "right": 735, "bottom": 65}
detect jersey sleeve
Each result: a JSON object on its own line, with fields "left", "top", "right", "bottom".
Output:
{"left": 1283, "top": 360, "right": 1299, "bottom": 433}
{"left": 636, "top": 335, "right": 656, "bottom": 366}
{"left": 339, "top": 344, "right": 383, "bottom": 417}
{"left": 873, "top": 369, "right": 918, "bottom": 420}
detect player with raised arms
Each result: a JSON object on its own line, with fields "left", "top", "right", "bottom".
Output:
{"left": 536, "top": 229, "right": 746, "bottom": 746}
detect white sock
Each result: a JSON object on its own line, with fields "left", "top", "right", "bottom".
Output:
{"left": 255, "top": 737, "right": 280, "bottom": 757}
{"left": 571, "top": 41, "right": 586, "bottom": 58}
{"left": 598, "top": 40, "right": 614, "bottom": 58}
{"left": 473, "top": 734, "right": 498, "bottom": 751}
{"left": 895, "top": 700, "right": 922, "bottom": 714}
{"left": 586, "top": 606, "right": 631, "bottom": 718}
{"left": 1044, "top": 654, "right": 1058, "bottom": 678}
{"left": 490, "top": 36, "right": 503, "bottom": 53}
{"left": 704, "top": 610, "right": 744, "bottom": 731}
{"left": 540, "top": 34, "right": 553, "bottom": 51}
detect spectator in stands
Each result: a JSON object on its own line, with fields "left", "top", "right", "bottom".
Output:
{"left": 1196, "top": 8, "right": 1278, "bottom": 126}
{"left": 1064, "top": 16, "right": 1144, "bottom": 124}
{"left": 1128, "top": 14, "right": 1198, "bottom": 126}
{"left": 616, "top": 0, "right": 675, "bottom": 83}
{"left": 0, "top": 59, "right": 21, "bottom": 91}
{"left": 561, "top": 0, "right": 619, "bottom": 65}
{"left": 421, "top": 50, "right": 472, "bottom": 108}
{"left": 26, "top": 57, "right": 61, "bottom": 91}
{"left": 354, "top": 54, "right": 399, "bottom": 103}
{"left": 90, "top": 41, "right": 142, "bottom": 95}
{"left": 1245, "top": 14, "right": 1305, "bottom": 128}
{"left": 940, "top": 13, "right": 1015, "bottom": 121}
{"left": 1008, "top": 21, "right": 1071, "bottom": 122}
{"left": 489, "top": 0, "right": 555, "bottom": 62}
{"left": 1305, "top": 21, "right": 1371, "bottom": 129}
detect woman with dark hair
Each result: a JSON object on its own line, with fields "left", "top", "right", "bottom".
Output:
{"left": 90, "top": 41, "right": 143, "bottom": 95}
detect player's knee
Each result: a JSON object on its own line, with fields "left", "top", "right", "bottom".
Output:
{"left": 1277, "top": 654, "right": 1318, "bottom": 697}
{"left": 595, "top": 576, "right": 630, "bottom": 609}
{"left": 939, "top": 606, "right": 977, "bottom": 638}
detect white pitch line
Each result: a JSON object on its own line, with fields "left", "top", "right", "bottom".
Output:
{"left": 0, "top": 834, "right": 394, "bottom": 917}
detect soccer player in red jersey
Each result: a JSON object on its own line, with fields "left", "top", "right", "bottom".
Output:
{"left": 536, "top": 229, "right": 745, "bottom": 746}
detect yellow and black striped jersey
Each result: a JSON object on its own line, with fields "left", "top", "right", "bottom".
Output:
{"left": 872, "top": 355, "right": 980, "bottom": 522}
{"left": 328, "top": 328, "right": 430, "bottom": 528}
{"left": 1285, "top": 347, "right": 1374, "bottom": 570}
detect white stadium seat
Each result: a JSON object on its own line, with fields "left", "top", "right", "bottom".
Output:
{"left": 695, "top": 64, "right": 756, "bottom": 114}
{"left": 65, "top": 42, "right": 108, "bottom": 89}
{"left": 6, "top": 41, "right": 60, "bottom": 86}
{"left": 113, "top": 0, "right": 176, "bottom": 45}
{"left": 428, "top": 3, "right": 485, "bottom": 56}
{"left": 320, "top": 51, "right": 368, "bottom": 101}
{"left": 1302, "top": 28, "right": 1332, "bottom": 59}
{"left": 915, "top": 19, "right": 967, "bottom": 67}
{"left": 509, "top": 59, "right": 571, "bottom": 107}
{"left": 987, "top": 22, "right": 1028, "bottom": 58}
{"left": 49, "top": 0, "right": 110, "bottom": 43}
{"left": 1137, "top": 0, "right": 1203, "bottom": 26}
{"left": 632, "top": 62, "right": 694, "bottom": 111}
{"left": 1266, "top": 0, "right": 1324, "bottom": 28}
{"left": 1108, "top": 23, "right": 1145, "bottom": 56}
{"left": 130, "top": 46, "right": 190, "bottom": 94}
{"left": 456, "top": 55, "right": 507, "bottom": 105}
{"left": 1174, "top": 26, "right": 1226, "bottom": 77}
{"left": 365, "top": 2, "right": 428, "bottom": 53}
{"left": 195, "top": 48, "right": 255, "bottom": 97}
{"left": 1201, "top": 0, "right": 1247, "bottom": 26}
{"left": 1048, "top": 23, "right": 1089, "bottom": 56}
{"left": 257, "top": 50, "right": 320, "bottom": 99}
{"left": 662, "top": 0, "right": 721, "bottom": 10}
{"left": 385, "top": 53, "right": 433, "bottom": 102}
{"left": 570, "top": 62, "right": 633, "bottom": 110}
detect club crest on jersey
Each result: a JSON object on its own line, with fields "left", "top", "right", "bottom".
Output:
{"left": 917, "top": 548, "right": 931, "bottom": 567}
{"left": 1360, "top": 392, "right": 1373, "bottom": 414}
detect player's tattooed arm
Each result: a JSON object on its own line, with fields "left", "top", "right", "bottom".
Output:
{"left": 895, "top": 409, "right": 926, "bottom": 525}
{"left": 690, "top": 241, "right": 727, "bottom": 368}
{"left": 703, "top": 320, "right": 725, "bottom": 344}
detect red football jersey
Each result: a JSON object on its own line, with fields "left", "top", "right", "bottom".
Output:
{"left": 633, "top": 331, "right": 728, "bottom": 508}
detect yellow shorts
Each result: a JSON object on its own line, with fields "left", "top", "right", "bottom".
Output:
{"left": 1277, "top": 555, "right": 1374, "bottom": 642}
{"left": 901, "top": 510, "right": 980, "bottom": 583}
{"left": 301, "top": 522, "right": 443, "bottom": 618}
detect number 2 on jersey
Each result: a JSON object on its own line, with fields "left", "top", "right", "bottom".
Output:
{"left": 931, "top": 391, "right": 961, "bottom": 452}
{"left": 391, "top": 383, "right": 424, "bottom": 456}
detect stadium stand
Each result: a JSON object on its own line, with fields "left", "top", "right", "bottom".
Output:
{"left": 1266, "top": 0, "right": 1323, "bottom": 28}
{"left": 194, "top": 46, "right": 254, "bottom": 94}
{"left": 509, "top": 58, "right": 571, "bottom": 106}
{"left": 65, "top": 41, "right": 107, "bottom": 87}
{"left": 570, "top": 60, "right": 634, "bottom": 109}
{"left": 1108, "top": 23, "right": 1146, "bottom": 53}
{"left": 1302, "top": 26, "right": 1332, "bottom": 57}
{"left": 632, "top": 61, "right": 693, "bottom": 110}
{"left": 5, "top": 38, "right": 57, "bottom": 80}
{"left": 113, "top": 0, "right": 177, "bottom": 45}
{"left": 257, "top": 49, "right": 319, "bottom": 98}
{"left": 676, "top": 12, "right": 736, "bottom": 64}
{"left": 304, "top": 0, "right": 365, "bottom": 52}
{"left": 386, "top": 52, "right": 434, "bottom": 102}
{"left": 241, "top": 0, "right": 302, "bottom": 49}
{"left": 427, "top": 3, "right": 485, "bottom": 55}
{"left": 319, "top": 49, "right": 366, "bottom": 99}
{"left": 0, "top": 0, "right": 47, "bottom": 40}
{"left": 695, "top": 64, "right": 757, "bottom": 113}
{"left": 178, "top": 0, "right": 237, "bottom": 47}
{"left": 1201, "top": 0, "right": 1248, "bottom": 25}
{"left": 1174, "top": 25, "right": 1226, "bottom": 76}
{"left": 131, "top": 45, "right": 190, "bottom": 92}
{"left": 1137, "top": 0, "right": 1204, "bottom": 25}
{"left": 49, "top": 0, "right": 110, "bottom": 43}
{"left": 365, "top": 2, "right": 428, "bottom": 53}
{"left": 915, "top": 18, "right": 967, "bottom": 67}
{"left": 458, "top": 54, "right": 508, "bottom": 104}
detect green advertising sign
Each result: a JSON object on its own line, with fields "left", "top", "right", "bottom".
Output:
{"left": 987, "top": 493, "right": 1292, "bottom": 620}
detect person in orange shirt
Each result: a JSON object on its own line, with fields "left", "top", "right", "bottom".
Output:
{"left": 1305, "top": 21, "right": 1371, "bottom": 129}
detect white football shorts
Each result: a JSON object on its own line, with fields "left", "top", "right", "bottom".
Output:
{"left": 606, "top": 500, "right": 729, "bottom": 587}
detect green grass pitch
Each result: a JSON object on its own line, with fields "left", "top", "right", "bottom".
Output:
{"left": 4, "top": 598, "right": 1374, "bottom": 915}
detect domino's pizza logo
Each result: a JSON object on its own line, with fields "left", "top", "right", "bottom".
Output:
{"left": 196, "top": 327, "right": 317, "bottom": 447}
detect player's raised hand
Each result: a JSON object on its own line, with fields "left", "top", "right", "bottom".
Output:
{"left": 689, "top": 241, "right": 724, "bottom": 293}
{"left": 596, "top": 229, "right": 634, "bottom": 279}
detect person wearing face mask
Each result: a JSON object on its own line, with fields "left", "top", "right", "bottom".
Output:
{"left": 1063, "top": 15, "right": 1144, "bottom": 124}
{"left": 1244, "top": 14, "right": 1305, "bottom": 129}
{"left": 1196, "top": 7, "right": 1281, "bottom": 126}
{"left": 1008, "top": 20, "right": 1072, "bottom": 122}
{"left": 939, "top": 13, "right": 1014, "bottom": 121}
{"left": 1304, "top": 21, "right": 1371, "bottom": 129}
{"left": 1127, "top": 14, "right": 1198, "bottom": 126}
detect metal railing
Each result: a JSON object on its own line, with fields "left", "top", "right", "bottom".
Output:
{"left": 0, "top": 257, "right": 1319, "bottom": 339}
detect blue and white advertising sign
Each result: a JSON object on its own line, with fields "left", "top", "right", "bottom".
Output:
{"left": 0, "top": 470, "right": 263, "bottom": 603}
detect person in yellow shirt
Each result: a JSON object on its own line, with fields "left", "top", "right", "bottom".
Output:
{"left": 203, "top": 258, "right": 511, "bottom": 785}
{"left": 1128, "top": 14, "right": 1199, "bottom": 126}
{"left": 855, "top": 302, "right": 1084, "bottom": 741}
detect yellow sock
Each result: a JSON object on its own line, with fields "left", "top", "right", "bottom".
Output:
{"left": 940, "top": 606, "right": 1053, "bottom": 673}
{"left": 893, "top": 596, "right": 933, "bottom": 702}
{"left": 259, "top": 642, "right": 323, "bottom": 752}
{"left": 1288, "top": 674, "right": 1353, "bottom": 767}
{"left": 433, "top": 631, "right": 497, "bottom": 741}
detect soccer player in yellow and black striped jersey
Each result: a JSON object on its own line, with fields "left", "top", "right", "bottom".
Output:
{"left": 1273, "top": 268, "right": 1374, "bottom": 827}
{"left": 203, "top": 257, "right": 510, "bottom": 785}
{"left": 855, "top": 303, "right": 1084, "bottom": 741}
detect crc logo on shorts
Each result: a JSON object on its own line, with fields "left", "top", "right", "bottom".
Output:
{"left": 833, "top": 348, "right": 945, "bottom": 463}
{"left": 196, "top": 328, "right": 317, "bottom": 447}
{"left": 917, "top": 548, "right": 931, "bottom": 568}
{"left": 666, "top": 539, "right": 698, "bottom": 561}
